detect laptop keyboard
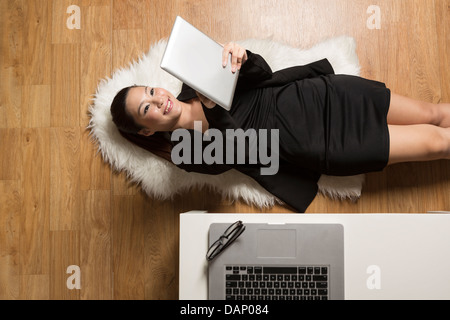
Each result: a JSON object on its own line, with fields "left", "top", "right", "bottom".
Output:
{"left": 225, "top": 265, "right": 329, "bottom": 300}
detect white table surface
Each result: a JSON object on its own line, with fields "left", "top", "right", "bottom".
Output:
{"left": 179, "top": 211, "right": 450, "bottom": 300}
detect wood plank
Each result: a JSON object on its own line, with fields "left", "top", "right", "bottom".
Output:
{"left": 386, "top": 163, "right": 420, "bottom": 213}
{"left": 359, "top": 172, "right": 389, "bottom": 213}
{"left": 144, "top": 0, "right": 178, "bottom": 44}
{"left": 406, "top": 0, "right": 441, "bottom": 102}
{"left": 80, "top": 190, "right": 112, "bottom": 299}
{"left": 0, "top": 180, "right": 21, "bottom": 299}
{"left": 112, "top": 195, "right": 145, "bottom": 299}
{"left": 49, "top": 230, "right": 80, "bottom": 300}
{"left": 0, "top": 0, "right": 23, "bottom": 128}
{"left": 50, "top": 127, "right": 80, "bottom": 230}
{"left": 81, "top": 0, "right": 111, "bottom": 6}
{"left": 0, "top": 128, "right": 22, "bottom": 180}
{"left": 20, "top": 128, "right": 50, "bottom": 275}
{"left": 112, "top": 28, "right": 145, "bottom": 70}
{"left": 80, "top": 4, "right": 112, "bottom": 128}
{"left": 435, "top": 0, "right": 450, "bottom": 103}
{"left": 143, "top": 196, "right": 179, "bottom": 299}
{"left": 0, "top": 68, "right": 22, "bottom": 129}
{"left": 22, "top": 0, "right": 52, "bottom": 85}
{"left": 112, "top": 170, "right": 140, "bottom": 196}
{"left": 80, "top": 4, "right": 112, "bottom": 190}
{"left": 0, "top": 0, "right": 24, "bottom": 84}
{"left": 80, "top": 127, "right": 111, "bottom": 190}
{"left": 50, "top": 43, "right": 81, "bottom": 127}
{"left": 51, "top": 0, "right": 81, "bottom": 44}
{"left": 112, "top": 0, "right": 145, "bottom": 30}
{"left": 20, "top": 275, "right": 49, "bottom": 299}
{"left": 21, "top": 85, "right": 51, "bottom": 128}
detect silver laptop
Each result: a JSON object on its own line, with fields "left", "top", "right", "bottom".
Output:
{"left": 160, "top": 16, "right": 239, "bottom": 111}
{"left": 208, "top": 223, "right": 345, "bottom": 300}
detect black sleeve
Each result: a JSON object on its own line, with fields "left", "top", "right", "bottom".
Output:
{"left": 236, "top": 50, "right": 335, "bottom": 93}
{"left": 237, "top": 50, "right": 273, "bottom": 85}
{"left": 267, "top": 58, "right": 335, "bottom": 86}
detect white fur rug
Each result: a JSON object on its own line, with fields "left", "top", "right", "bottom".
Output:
{"left": 88, "top": 36, "right": 365, "bottom": 209}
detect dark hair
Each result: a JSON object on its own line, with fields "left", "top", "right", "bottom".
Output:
{"left": 110, "top": 85, "right": 144, "bottom": 134}
{"left": 110, "top": 85, "right": 174, "bottom": 163}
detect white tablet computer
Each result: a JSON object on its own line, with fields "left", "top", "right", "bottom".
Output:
{"left": 160, "top": 16, "right": 239, "bottom": 111}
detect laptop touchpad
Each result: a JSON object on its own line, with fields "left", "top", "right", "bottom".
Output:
{"left": 257, "top": 229, "right": 297, "bottom": 258}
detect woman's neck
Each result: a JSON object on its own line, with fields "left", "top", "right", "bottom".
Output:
{"left": 179, "top": 98, "right": 209, "bottom": 132}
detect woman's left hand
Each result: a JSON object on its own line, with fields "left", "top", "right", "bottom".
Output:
{"left": 222, "top": 42, "right": 248, "bottom": 73}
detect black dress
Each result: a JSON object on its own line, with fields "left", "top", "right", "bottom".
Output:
{"left": 129, "top": 50, "right": 391, "bottom": 212}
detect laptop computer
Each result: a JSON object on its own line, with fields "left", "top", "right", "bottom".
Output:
{"left": 160, "top": 16, "right": 239, "bottom": 111}
{"left": 207, "top": 222, "right": 345, "bottom": 300}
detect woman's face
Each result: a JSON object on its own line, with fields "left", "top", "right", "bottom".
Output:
{"left": 125, "top": 86, "right": 182, "bottom": 135}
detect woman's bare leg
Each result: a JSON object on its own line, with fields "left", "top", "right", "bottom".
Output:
{"left": 387, "top": 93, "right": 450, "bottom": 127}
{"left": 388, "top": 124, "right": 450, "bottom": 165}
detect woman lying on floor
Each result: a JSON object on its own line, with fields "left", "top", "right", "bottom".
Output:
{"left": 110, "top": 42, "right": 450, "bottom": 212}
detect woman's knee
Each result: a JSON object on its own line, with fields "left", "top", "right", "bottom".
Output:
{"left": 426, "top": 127, "right": 450, "bottom": 159}
{"left": 427, "top": 102, "right": 444, "bottom": 126}
{"left": 413, "top": 100, "right": 441, "bottom": 126}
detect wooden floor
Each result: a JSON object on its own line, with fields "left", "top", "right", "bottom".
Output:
{"left": 0, "top": 0, "right": 449, "bottom": 299}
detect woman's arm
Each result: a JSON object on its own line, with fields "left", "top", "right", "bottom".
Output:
{"left": 223, "top": 41, "right": 336, "bottom": 92}
{"left": 238, "top": 56, "right": 335, "bottom": 91}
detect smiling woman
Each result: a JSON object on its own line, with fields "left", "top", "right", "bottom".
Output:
{"left": 111, "top": 85, "right": 209, "bottom": 135}
{"left": 126, "top": 86, "right": 185, "bottom": 135}
{"left": 111, "top": 42, "right": 450, "bottom": 212}
{"left": 109, "top": 40, "right": 450, "bottom": 213}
